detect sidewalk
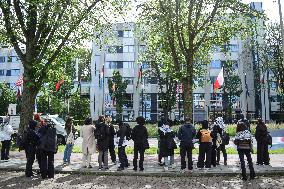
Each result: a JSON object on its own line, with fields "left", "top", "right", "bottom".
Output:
{"left": 1, "top": 151, "right": 284, "bottom": 177}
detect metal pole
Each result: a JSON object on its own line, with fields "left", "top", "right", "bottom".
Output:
{"left": 48, "top": 90, "right": 50, "bottom": 114}
{"left": 141, "top": 88, "right": 144, "bottom": 118}
{"left": 278, "top": 0, "right": 284, "bottom": 61}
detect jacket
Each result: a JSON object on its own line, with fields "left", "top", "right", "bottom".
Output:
{"left": 131, "top": 124, "right": 148, "bottom": 149}
{"left": 255, "top": 123, "right": 268, "bottom": 142}
{"left": 95, "top": 122, "right": 110, "bottom": 151}
{"left": 117, "top": 123, "right": 128, "bottom": 147}
{"left": 108, "top": 124, "right": 116, "bottom": 148}
{"left": 38, "top": 125, "right": 57, "bottom": 153}
{"left": 178, "top": 124, "right": 196, "bottom": 147}
{"left": 80, "top": 124, "right": 96, "bottom": 155}
{"left": 0, "top": 123, "right": 14, "bottom": 141}
{"left": 234, "top": 130, "right": 252, "bottom": 150}
{"left": 159, "top": 126, "right": 175, "bottom": 156}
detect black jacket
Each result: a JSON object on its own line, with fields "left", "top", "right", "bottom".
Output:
{"left": 131, "top": 124, "right": 148, "bottom": 149}
{"left": 159, "top": 129, "right": 175, "bottom": 156}
{"left": 117, "top": 123, "right": 127, "bottom": 146}
{"left": 95, "top": 122, "right": 110, "bottom": 151}
{"left": 255, "top": 124, "right": 268, "bottom": 143}
{"left": 178, "top": 124, "right": 196, "bottom": 147}
{"left": 38, "top": 125, "right": 57, "bottom": 153}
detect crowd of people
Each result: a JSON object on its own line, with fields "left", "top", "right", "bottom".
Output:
{"left": 0, "top": 114, "right": 272, "bottom": 181}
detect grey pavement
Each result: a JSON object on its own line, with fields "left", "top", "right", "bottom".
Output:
{"left": 0, "top": 151, "right": 284, "bottom": 177}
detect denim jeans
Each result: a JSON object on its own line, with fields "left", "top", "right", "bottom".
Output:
{"left": 63, "top": 143, "right": 73, "bottom": 163}
{"left": 164, "top": 155, "right": 174, "bottom": 167}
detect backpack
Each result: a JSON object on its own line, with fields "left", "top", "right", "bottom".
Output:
{"left": 95, "top": 124, "right": 108, "bottom": 140}
{"left": 124, "top": 123, "right": 132, "bottom": 140}
{"left": 222, "top": 132, "right": 230, "bottom": 145}
{"left": 266, "top": 133, "right": 272, "bottom": 146}
{"left": 16, "top": 130, "right": 28, "bottom": 151}
{"left": 39, "top": 126, "right": 57, "bottom": 153}
{"left": 200, "top": 129, "right": 212, "bottom": 143}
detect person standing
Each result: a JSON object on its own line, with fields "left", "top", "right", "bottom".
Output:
{"left": 24, "top": 120, "right": 40, "bottom": 177}
{"left": 255, "top": 118, "right": 270, "bottom": 165}
{"left": 38, "top": 123, "right": 57, "bottom": 179}
{"left": 234, "top": 122, "right": 255, "bottom": 181}
{"left": 63, "top": 117, "right": 76, "bottom": 164}
{"left": 159, "top": 120, "right": 176, "bottom": 171}
{"left": 80, "top": 117, "right": 96, "bottom": 168}
{"left": 178, "top": 118, "right": 196, "bottom": 171}
{"left": 210, "top": 122, "right": 222, "bottom": 167}
{"left": 106, "top": 116, "right": 116, "bottom": 164}
{"left": 0, "top": 117, "right": 14, "bottom": 160}
{"left": 157, "top": 117, "right": 165, "bottom": 166}
{"left": 132, "top": 116, "right": 149, "bottom": 171}
{"left": 95, "top": 115, "right": 110, "bottom": 170}
{"left": 215, "top": 117, "right": 228, "bottom": 166}
{"left": 116, "top": 121, "right": 130, "bottom": 171}
{"left": 196, "top": 120, "right": 212, "bottom": 169}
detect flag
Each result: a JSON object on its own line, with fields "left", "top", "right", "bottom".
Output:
{"left": 136, "top": 66, "right": 142, "bottom": 90}
{"left": 15, "top": 75, "right": 23, "bottom": 86}
{"left": 214, "top": 67, "right": 224, "bottom": 94}
{"left": 56, "top": 79, "right": 64, "bottom": 91}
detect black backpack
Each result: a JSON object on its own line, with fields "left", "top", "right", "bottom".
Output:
{"left": 222, "top": 132, "right": 230, "bottom": 145}
{"left": 16, "top": 130, "right": 28, "bottom": 151}
{"left": 95, "top": 124, "right": 108, "bottom": 140}
{"left": 266, "top": 133, "right": 272, "bottom": 146}
{"left": 39, "top": 126, "right": 57, "bottom": 153}
{"left": 124, "top": 123, "right": 132, "bottom": 140}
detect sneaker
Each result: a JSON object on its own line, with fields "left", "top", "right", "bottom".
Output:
{"left": 180, "top": 169, "right": 185, "bottom": 173}
{"left": 98, "top": 166, "right": 103, "bottom": 170}
{"left": 88, "top": 165, "right": 92, "bottom": 168}
{"left": 224, "top": 161, "right": 227, "bottom": 166}
{"left": 139, "top": 168, "right": 144, "bottom": 172}
{"left": 164, "top": 167, "right": 169, "bottom": 171}
{"left": 241, "top": 177, "right": 247, "bottom": 181}
{"left": 112, "top": 161, "right": 117, "bottom": 165}
{"left": 133, "top": 168, "right": 137, "bottom": 171}
{"left": 105, "top": 167, "right": 109, "bottom": 170}
{"left": 82, "top": 165, "right": 87, "bottom": 168}
{"left": 158, "top": 162, "right": 165, "bottom": 166}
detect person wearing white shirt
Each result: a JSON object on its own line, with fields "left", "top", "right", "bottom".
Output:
{"left": 0, "top": 117, "right": 14, "bottom": 160}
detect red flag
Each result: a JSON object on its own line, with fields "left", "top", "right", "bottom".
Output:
{"left": 17, "top": 86, "right": 22, "bottom": 97}
{"left": 136, "top": 66, "right": 142, "bottom": 89}
{"left": 16, "top": 75, "right": 23, "bottom": 86}
{"left": 56, "top": 79, "right": 64, "bottom": 91}
{"left": 214, "top": 68, "right": 224, "bottom": 94}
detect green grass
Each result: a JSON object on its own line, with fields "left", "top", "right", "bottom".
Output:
{"left": 56, "top": 145, "right": 284, "bottom": 155}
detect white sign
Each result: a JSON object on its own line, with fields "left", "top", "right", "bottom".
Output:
{"left": 8, "top": 104, "right": 17, "bottom": 115}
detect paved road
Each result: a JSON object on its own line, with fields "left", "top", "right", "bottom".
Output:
{"left": 0, "top": 171, "right": 284, "bottom": 189}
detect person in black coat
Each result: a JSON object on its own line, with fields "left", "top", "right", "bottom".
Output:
{"left": 95, "top": 116, "right": 110, "bottom": 170}
{"left": 210, "top": 123, "right": 222, "bottom": 167}
{"left": 255, "top": 118, "right": 270, "bottom": 165}
{"left": 116, "top": 121, "right": 130, "bottom": 171}
{"left": 106, "top": 116, "right": 116, "bottom": 164}
{"left": 25, "top": 120, "right": 40, "bottom": 177}
{"left": 159, "top": 120, "right": 176, "bottom": 171}
{"left": 38, "top": 123, "right": 57, "bottom": 179}
{"left": 178, "top": 118, "right": 196, "bottom": 171}
{"left": 131, "top": 116, "right": 149, "bottom": 171}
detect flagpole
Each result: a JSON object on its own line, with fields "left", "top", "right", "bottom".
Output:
{"left": 245, "top": 73, "right": 248, "bottom": 119}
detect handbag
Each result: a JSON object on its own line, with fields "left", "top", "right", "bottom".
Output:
{"left": 66, "top": 127, "right": 75, "bottom": 145}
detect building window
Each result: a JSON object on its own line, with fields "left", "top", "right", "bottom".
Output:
{"left": 8, "top": 69, "right": 20, "bottom": 76}
{"left": 123, "top": 61, "right": 134, "bottom": 69}
{"left": 143, "top": 77, "right": 157, "bottom": 85}
{"left": 123, "top": 45, "right": 135, "bottom": 53}
{"left": 123, "top": 77, "right": 134, "bottom": 85}
{"left": 210, "top": 60, "right": 222, "bottom": 69}
{"left": 124, "top": 30, "right": 133, "bottom": 38}
{"left": 210, "top": 76, "right": 217, "bottom": 84}
{"left": 0, "top": 56, "right": 5, "bottom": 63}
{"left": 0, "top": 70, "right": 4, "bottom": 76}
{"left": 194, "top": 93, "right": 205, "bottom": 109}
{"left": 105, "top": 61, "right": 124, "bottom": 69}
{"left": 141, "top": 62, "right": 151, "bottom": 69}
{"left": 107, "top": 46, "right": 123, "bottom": 53}
{"left": 117, "top": 30, "right": 124, "bottom": 37}
{"left": 230, "top": 44, "right": 239, "bottom": 52}
{"left": 123, "top": 93, "right": 133, "bottom": 108}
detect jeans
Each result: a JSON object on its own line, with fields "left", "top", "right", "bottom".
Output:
{"left": 180, "top": 145, "right": 193, "bottom": 170}
{"left": 63, "top": 143, "right": 74, "bottom": 163}
{"left": 211, "top": 145, "right": 217, "bottom": 167}
{"left": 109, "top": 146, "right": 116, "bottom": 163}
{"left": 118, "top": 146, "right": 128, "bottom": 168}
{"left": 197, "top": 142, "right": 212, "bottom": 168}
{"left": 238, "top": 149, "right": 255, "bottom": 179}
{"left": 98, "top": 150, "right": 108, "bottom": 168}
{"left": 217, "top": 144, "right": 227, "bottom": 164}
{"left": 164, "top": 155, "right": 174, "bottom": 167}
{"left": 133, "top": 146, "right": 145, "bottom": 170}
{"left": 40, "top": 150, "right": 55, "bottom": 179}
{"left": 1, "top": 140, "right": 11, "bottom": 160}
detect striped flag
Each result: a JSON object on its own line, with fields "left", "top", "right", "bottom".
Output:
{"left": 15, "top": 75, "right": 23, "bottom": 86}
{"left": 214, "top": 67, "right": 224, "bottom": 94}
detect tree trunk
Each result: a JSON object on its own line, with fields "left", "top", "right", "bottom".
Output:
{"left": 183, "top": 77, "right": 193, "bottom": 122}
{"left": 19, "top": 79, "right": 38, "bottom": 133}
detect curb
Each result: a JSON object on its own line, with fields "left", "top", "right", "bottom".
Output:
{"left": 1, "top": 167, "right": 284, "bottom": 177}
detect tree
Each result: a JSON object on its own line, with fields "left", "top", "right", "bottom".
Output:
{"left": 0, "top": 0, "right": 129, "bottom": 131}
{"left": 138, "top": 0, "right": 261, "bottom": 121}
{"left": 260, "top": 23, "right": 284, "bottom": 121}
{"left": 0, "top": 83, "right": 16, "bottom": 115}
{"left": 107, "top": 70, "right": 128, "bottom": 120}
